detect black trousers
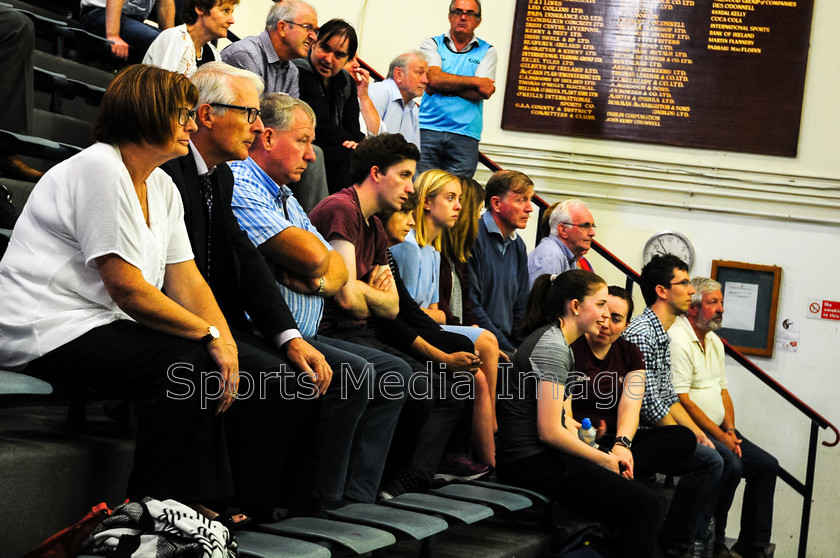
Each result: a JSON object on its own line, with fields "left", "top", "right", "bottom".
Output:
{"left": 27, "top": 320, "right": 299, "bottom": 511}
{"left": 0, "top": 7, "right": 34, "bottom": 135}
{"left": 497, "top": 450, "right": 663, "bottom": 558}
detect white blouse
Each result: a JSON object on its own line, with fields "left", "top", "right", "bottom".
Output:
{"left": 0, "top": 143, "right": 194, "bottom": 368}
{"left": 143, "top": 24, "right": 220, "bottom": 77}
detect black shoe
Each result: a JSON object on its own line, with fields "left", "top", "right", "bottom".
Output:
{"left": 731, "top": 542, "right": 775, "bottom": 558}
{"left": 378, "top": 472, "right": 423, "bottom": 500}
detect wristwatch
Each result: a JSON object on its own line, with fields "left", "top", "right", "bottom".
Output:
{"left": 201, "top": 325, "right": 220, "bottom": 345}
{"left": 614, "top": 436, "right": 633, "bottom": 449}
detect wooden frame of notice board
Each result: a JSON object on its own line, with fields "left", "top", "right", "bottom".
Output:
{"left": 711, "top": 260, "right": 782, "bottom": 358}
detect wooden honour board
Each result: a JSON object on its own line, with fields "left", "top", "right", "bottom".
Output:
{"left": 501, "top": 0, "right": 814, "bottom": 156}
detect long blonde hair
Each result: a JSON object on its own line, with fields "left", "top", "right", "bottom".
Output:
{"left": 440, "top": 176, "right": 484, "bottom": 263}
{"left": 412, "top": 169, "right": 458, "bottom": 249}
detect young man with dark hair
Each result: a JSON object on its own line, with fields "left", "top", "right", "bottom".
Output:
{"left": 622, "top": 255, "right": 725, "bottom": 558}
{"left": 309, "top": 133, "right": 478, "bottom": 497}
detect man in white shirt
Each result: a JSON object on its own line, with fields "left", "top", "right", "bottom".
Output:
{"left": 368, "top": 52, "right": 429, "bottom": 149}
{"left": 670, "top": 277, "right": 778, "bottom": 558}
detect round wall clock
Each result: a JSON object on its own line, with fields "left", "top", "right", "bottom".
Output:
{"left": 642, "top": 231, "right": 695, "bottom": 270}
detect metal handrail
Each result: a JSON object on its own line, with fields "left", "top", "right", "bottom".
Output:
{"left": 584, "top": 240, "right": 837, "bottom": 558}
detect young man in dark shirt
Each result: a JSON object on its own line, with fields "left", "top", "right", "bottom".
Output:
{"left": 310, "top": 133, "right": 480, "bottom": 496}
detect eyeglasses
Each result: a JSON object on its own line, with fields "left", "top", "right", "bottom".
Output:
{"left": 450, "top": 8, "right": 480, "bottom": 18}
{"left": 177, "top": 108, "right": 197, "bottom": 126}
{"left": 562, "top": 222, "right": 597, "bottom": 231}
{"left": 284, "top": 20, "right": 319, "bottom": 36}
{"left": 209, "top": 103, "right": 261, "bottom": 124}
{"left": 669, "top": 279, "right": 692, "bottom": 288}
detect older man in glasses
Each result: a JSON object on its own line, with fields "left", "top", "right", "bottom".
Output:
{"left": 416, "top": 0, "right": 497, "bottom": 177}
{"left": 527, "top": 198, "right": 597, "bottom": 286}
{"left": 221, "top": 0, "right": 317, "bottom": 97}
{"left": 222, "top": 0, "right": 329, "bottom": 212}
{"left": 159, "top": 63, "right": 339, "bottom": 518}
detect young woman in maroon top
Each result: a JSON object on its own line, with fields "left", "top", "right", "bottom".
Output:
{"left": 569, "top": 286, "right": 696, "bottom": 479}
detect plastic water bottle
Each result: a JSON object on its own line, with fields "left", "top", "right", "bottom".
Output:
{"left": 692, "top": 517, "right": 715, "bottom": 558}
{"left": 578, "top": 418, "right": 597, "bottom": 447}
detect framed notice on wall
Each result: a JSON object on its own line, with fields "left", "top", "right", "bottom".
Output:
{"left": 501, "top": 0, "right": 814, "bottom": 156}
{"left": 711, "top": 260, "right": 781, "bottom": 357}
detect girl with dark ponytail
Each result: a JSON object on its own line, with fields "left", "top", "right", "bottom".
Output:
{"left": 496, "top": 270, "right": 663, "bottom": 558}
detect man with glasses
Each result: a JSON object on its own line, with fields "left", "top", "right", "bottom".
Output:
{"left": 160, "top": 63, "right": 337, "bottom": 520}
{"left": 527, "top": 198, "right": 597, "bottom": 286}
{"left": 622, "top": 255, "right": 725, "bottom": 558}
{"left": 417, "top": 0, "right": 497, "bottom": 176}
{"left": 221, "top": 0, "right": 317, "bottom": 98}
{"left": 221, "top": 1, "right": 330, "bottom": 213}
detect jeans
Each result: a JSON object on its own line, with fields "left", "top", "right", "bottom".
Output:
{"left": 661, "top": 441, "right": 724, "bottom": 549}
{"left": 417, "top": 129, "right": 480, "bottom": 177}
{"left": 79, "top": 7, "right": 161, "bottom": 62}
{"left": 308, "top": 335, "right": 409, "bottom": 503}
{"left": 712, "top": 432, "right": 778, "bottom": 548}
{"left": 327, "top": 325, "right": 468, "bottom": 485}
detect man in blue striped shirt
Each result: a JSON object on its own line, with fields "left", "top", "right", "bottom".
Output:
{"left": 230, "top": 93, "right": 410, "bottom": 512}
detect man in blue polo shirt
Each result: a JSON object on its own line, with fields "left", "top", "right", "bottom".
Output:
{"left": 229, "top": 93, "right": 409, "bottom": 513}
{"left": 417, "top": 0, "right": 496, "bottom": 176}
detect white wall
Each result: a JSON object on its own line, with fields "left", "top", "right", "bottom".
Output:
{"left": 228, "top": 1, "right": 840, "bottom": 555}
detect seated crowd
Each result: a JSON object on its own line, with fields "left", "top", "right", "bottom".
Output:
{"left": 0, "top": 1, "right": 779, "bottom": 557}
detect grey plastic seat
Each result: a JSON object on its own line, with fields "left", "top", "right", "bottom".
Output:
{"left": 0, "top": 371, "right": 52, "bottom": 395}
{"left": 379, "top": 493, "right": 493, "bottom": 524}
{"left": 257, "top": 517, "right": 396, "bottom": 555}
{"left": 430, "top": 483, "right": 533, "bottom": 512}
{"left": 326, "top": 502, "right": 448, "bottom": 540}
{"left": 236, "top": 531, "right": 331, "bottom": 558}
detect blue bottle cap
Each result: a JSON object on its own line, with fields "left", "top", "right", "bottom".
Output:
{"left": 581, "top": 418, "right": 591, "bottom": 429}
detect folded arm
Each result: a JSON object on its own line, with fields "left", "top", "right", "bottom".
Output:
{"left": 330, "top": 238, "right": 398, "bottom": 319}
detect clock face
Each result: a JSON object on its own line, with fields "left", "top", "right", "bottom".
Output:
{"left": 642, "top": 231, "right": 695, "bottom": 270}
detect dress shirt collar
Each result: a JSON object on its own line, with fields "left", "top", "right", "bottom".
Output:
{"left": 672, "top": 314, "right": 705, "bottom": 348}
{"left": 384, "top": 78, "right": 418, "bottom": 109}
{"left": 482, "top": 209, "right": 517, "bottom": 243}
{"left": 259, "top": 30, "right": 282, "bottom": 65}
{"left": 189, "top": 140, "right": 213, "bottom": 176}
{"left": 640, "top": 307, "right": 670, "bottom": 345}
{"left": 550, "top": 234, "right": 576, "bottom": 265}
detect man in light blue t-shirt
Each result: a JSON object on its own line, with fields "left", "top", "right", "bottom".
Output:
{"left": 417, "top": 0, "right": 497, "bottom": 177}
{"left": 368, "top": 52, "right": 429, "bottom": 150}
